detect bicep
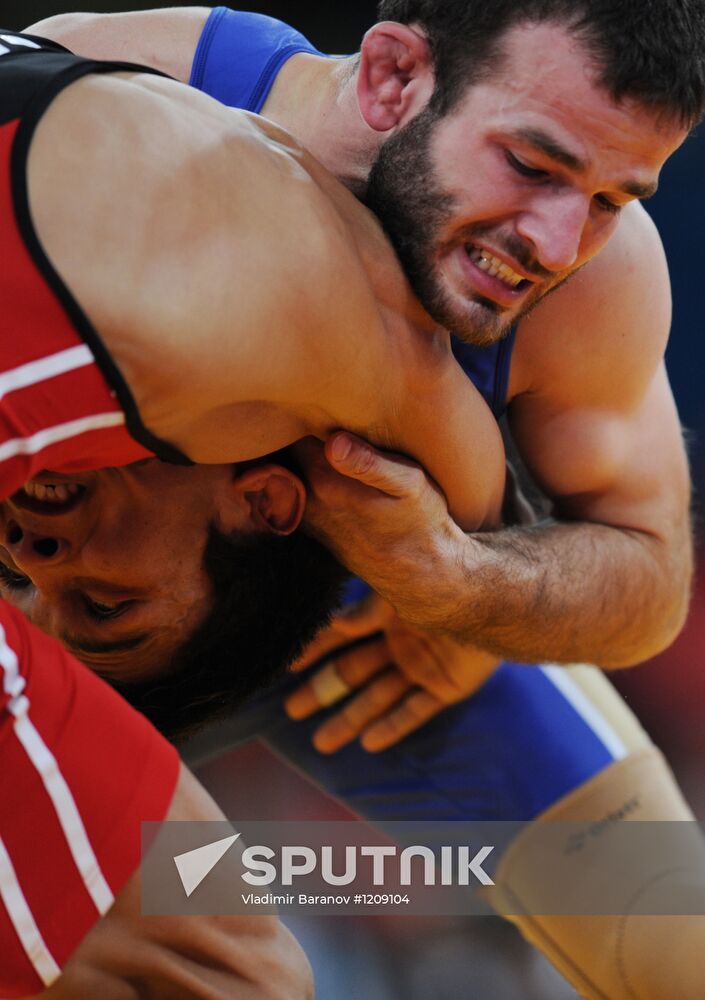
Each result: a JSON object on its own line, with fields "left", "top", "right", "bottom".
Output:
{"left": 393, "top": 356, "right": 506, "bottom": 532}
{"left": 27, "top": 71, "right": 392, "bottom": 456}
{"left": 25, "top": 8, "right": 209, "bottom": 82}
{"left": 509, "top": 363, "right": 690, "bottom": 541}
{"left": 509, "top": 204, "right": 687, "bottom": 539}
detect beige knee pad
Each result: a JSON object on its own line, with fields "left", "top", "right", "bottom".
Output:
{"left": 487, "top": 667, "right": 705, "bottom": 1000}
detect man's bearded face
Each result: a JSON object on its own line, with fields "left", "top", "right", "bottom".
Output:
{"left": 364, "top": 23, "right": 685, "bottom": 346}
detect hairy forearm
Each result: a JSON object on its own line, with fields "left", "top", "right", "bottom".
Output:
{"left": 302, "top": 433, "right": 693, "bottom": 670}
{"left": 399, "top": 517, "right": 693, "bottom": 668}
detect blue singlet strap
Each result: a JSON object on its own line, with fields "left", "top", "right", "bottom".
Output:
{"left": 189, "top": 7, "right": 322, "bottom": 113}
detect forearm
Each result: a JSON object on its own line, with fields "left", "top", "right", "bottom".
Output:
{"left": 302, "top": 433, "right": 693, "bottom": 670}
{"left": 25, "top": 10, "right": 206, "bottom": 83}
{"left": 389, "top": 517, "right": 693, "bottom": 668}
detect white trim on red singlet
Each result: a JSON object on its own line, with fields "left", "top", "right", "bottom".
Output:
{"left": 0, "top": 835, "right": 61, "bottom": 986}
{"left": 0, "top": 344, "right": 93, "bottom": 400}
{"left": 0, "top": 623, "right": 115, "bottom": 924}
{"left": 0, "top": 412, "right": 125, "bottom": 464}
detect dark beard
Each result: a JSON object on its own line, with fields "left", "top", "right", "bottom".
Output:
{"left": 365, "top": 112, "right": 452, "bottom": 302}
{"left": 363, "top": 108, "right": 477, "bottom": 333}
{"left": 364, "top": 109, "right": 534, "bottom": 347}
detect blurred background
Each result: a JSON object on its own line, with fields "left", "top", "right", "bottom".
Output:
{"left": 5, "top": 3, "right": 704, "bottom": 997}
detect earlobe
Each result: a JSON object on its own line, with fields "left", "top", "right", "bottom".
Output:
{"left": 225, "top": 466, "right": 306, "bottom": 536}
{"left": 357, "top": 22, "right": 434, "bottom": 133}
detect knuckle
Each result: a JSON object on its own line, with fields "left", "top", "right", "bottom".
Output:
{"left": 390, "top": 700, "right": 418, "bottom": 731}
{"left": 340, "top": 697, "right": 369, "bottom": 728}
{"left": 406, "top": 467, "right": 426, "bottom": 496}
{"left": 360, "top": 683, "right": 389, "bottom": 713}
{"left": 383, "top": 713, "right": 408, "bottom": 740}
{"left": 404, "top": 691, "right": 432, "bottom": 724}
{"left": 342, "top": 657, "right": 372, "bottom": 687}
{"left": 377, "top": 671, "right": 408, "bottom": 704}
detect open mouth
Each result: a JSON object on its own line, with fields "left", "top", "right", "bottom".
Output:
{"left": 10, "top": 477, "right": 87, "bottom": 516}
{"left": 464, "top": 245, "right": 533, "bottom": 293}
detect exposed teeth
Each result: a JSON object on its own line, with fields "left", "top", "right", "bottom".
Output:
{"left": 467, "top": 247, "right": 524, "bottom": 287}
{"left": 23, "top": 480, "right": 81, "bottom": 504}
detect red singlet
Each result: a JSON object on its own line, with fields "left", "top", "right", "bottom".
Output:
{"left": 0, "top": 34, "right": 185, "bottom": 993}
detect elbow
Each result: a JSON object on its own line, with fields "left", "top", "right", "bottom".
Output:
{"left": 651, "top": 562, "right": 694, "bottom": 656}
{"left": 605, "top": 530, "right": 694, "bottom": 670}
{"left": 633, "top": 591, "right": 690, "bottom": 666}
{"left": 652, "top": 523, "right": 695, "bottom": 655}
{"left": 24, "top": 12, "right": 96, "bottom": 47}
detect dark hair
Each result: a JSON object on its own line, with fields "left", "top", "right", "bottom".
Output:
{"left": 377, "top": 0, "right": 705, "bottom": 126}
{"left": 113, "top": 515, "right": 347, "bottom": 742}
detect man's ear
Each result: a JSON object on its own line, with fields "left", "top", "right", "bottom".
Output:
{"left": 220, "top": 465, "right": 306, "bottom": 536}
{"left": 357, "top": 22, "right": 435, "bottom": 132}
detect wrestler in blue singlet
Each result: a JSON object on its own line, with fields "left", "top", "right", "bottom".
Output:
{"left": 183, "top": 7, "right": 624, "bottom": 824}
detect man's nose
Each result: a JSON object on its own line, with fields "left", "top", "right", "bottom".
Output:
{"left": 516, "top": 191, "right": 590, "bottom": 273}
{"left": 4, "top": 521, "right": 67, "bottom": 565}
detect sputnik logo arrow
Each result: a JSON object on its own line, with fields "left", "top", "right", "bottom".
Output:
{"left": 173, "top": 833, "right": 241, "bottom": 897}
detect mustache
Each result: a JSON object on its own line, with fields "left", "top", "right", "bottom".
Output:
{"left": 457, "top": 225, "right": 555, "bottom": 281}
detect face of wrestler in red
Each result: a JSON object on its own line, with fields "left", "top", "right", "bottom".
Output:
{"left": 0, "top": 460, "right": 304, "bottom": 681}
{"left": 364, "top": 22, "right": 686, "bottom": 346}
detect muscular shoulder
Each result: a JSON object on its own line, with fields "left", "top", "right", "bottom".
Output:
{"left": 27, "top": 71, "right": 390, "bottom": 451}
{"left": 25, "top": 7, "right": 210, "bottom": 82}
{"left": 27, "top": 72, "right": 314, "bottom": 328}
{"left": 511, "top": 203, "right": 671, "bottom": 409}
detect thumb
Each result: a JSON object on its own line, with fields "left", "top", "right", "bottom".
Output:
{"left": 325, "top": 432, "right": 423, "bottom": 498}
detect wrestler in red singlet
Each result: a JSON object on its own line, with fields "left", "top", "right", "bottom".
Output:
{"left": 0, "top": 33, "right": 185, "bottom": 995}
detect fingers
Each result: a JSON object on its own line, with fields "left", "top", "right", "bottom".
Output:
{"left": 324, "top": 432, "right": 428, "bottom": 499}
{"left": 290, "top": 596, "right": 395, "bottom": 673}
{"left": 285, "top": 638, "right": 389, "bottom": 719}
{"left": 309, "top": 662, "right": 352, "bottom": 708}
{"left": 286, "top": 594, "right": 501, "bottom": 756}
{"left": 386, "top": 625, "right": 501, "bottom": 703}
{"left": 311, "top": 669, "right": 412, "bottom": 754}
{"left": 360, "top": 689, "right": 443, "bottom": 753}
{"left": 289, "top": 623, "right": 358, "bottom": 674}
{"left": 385, "top": 626, "right": 462, "bottom": 703}
{"left": 285, "top": 633, "right": 460, "bottom": 754}
{"left": 298, "top": 431, "right": 429, "bottom": 502}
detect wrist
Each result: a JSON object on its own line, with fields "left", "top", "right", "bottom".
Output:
{"left": 389, "top": 519, "right": 481, "bottom": 633}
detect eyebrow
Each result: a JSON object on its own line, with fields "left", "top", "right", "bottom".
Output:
{"left": 60, "top": 631, "right": 151, "bottom": 655}
{"left": 510, "top": 127, "right": 659, "bottom": 199}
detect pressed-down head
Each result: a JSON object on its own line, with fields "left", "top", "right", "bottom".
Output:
{"left": 0, "top": 455, "right": 346, "bottom": 739}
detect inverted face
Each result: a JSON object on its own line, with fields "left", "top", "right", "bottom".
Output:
{"left": 0, "top": 461, "right": 235, "bottom": 682}
{"left": 365, "top": 22, "right": 687, "bottom": 345}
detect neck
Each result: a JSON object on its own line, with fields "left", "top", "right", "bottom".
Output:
{"left": 259, "top": 53, "right": 382, "bottom": 193}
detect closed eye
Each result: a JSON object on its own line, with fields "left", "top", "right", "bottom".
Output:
{"left": 0, "top": 561, "right": 31, "bottom": 590}
{"left": 0, "top": 560, "right": 132, "bottom": 623}
{"left": 505, "top": 150, "right": 623, "bottom": 216}
{"left": 505, "top": 150, "right": 550, "bottom": 180}
{"left": 82, "top": 597, "right": 133, "bottom": 622}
